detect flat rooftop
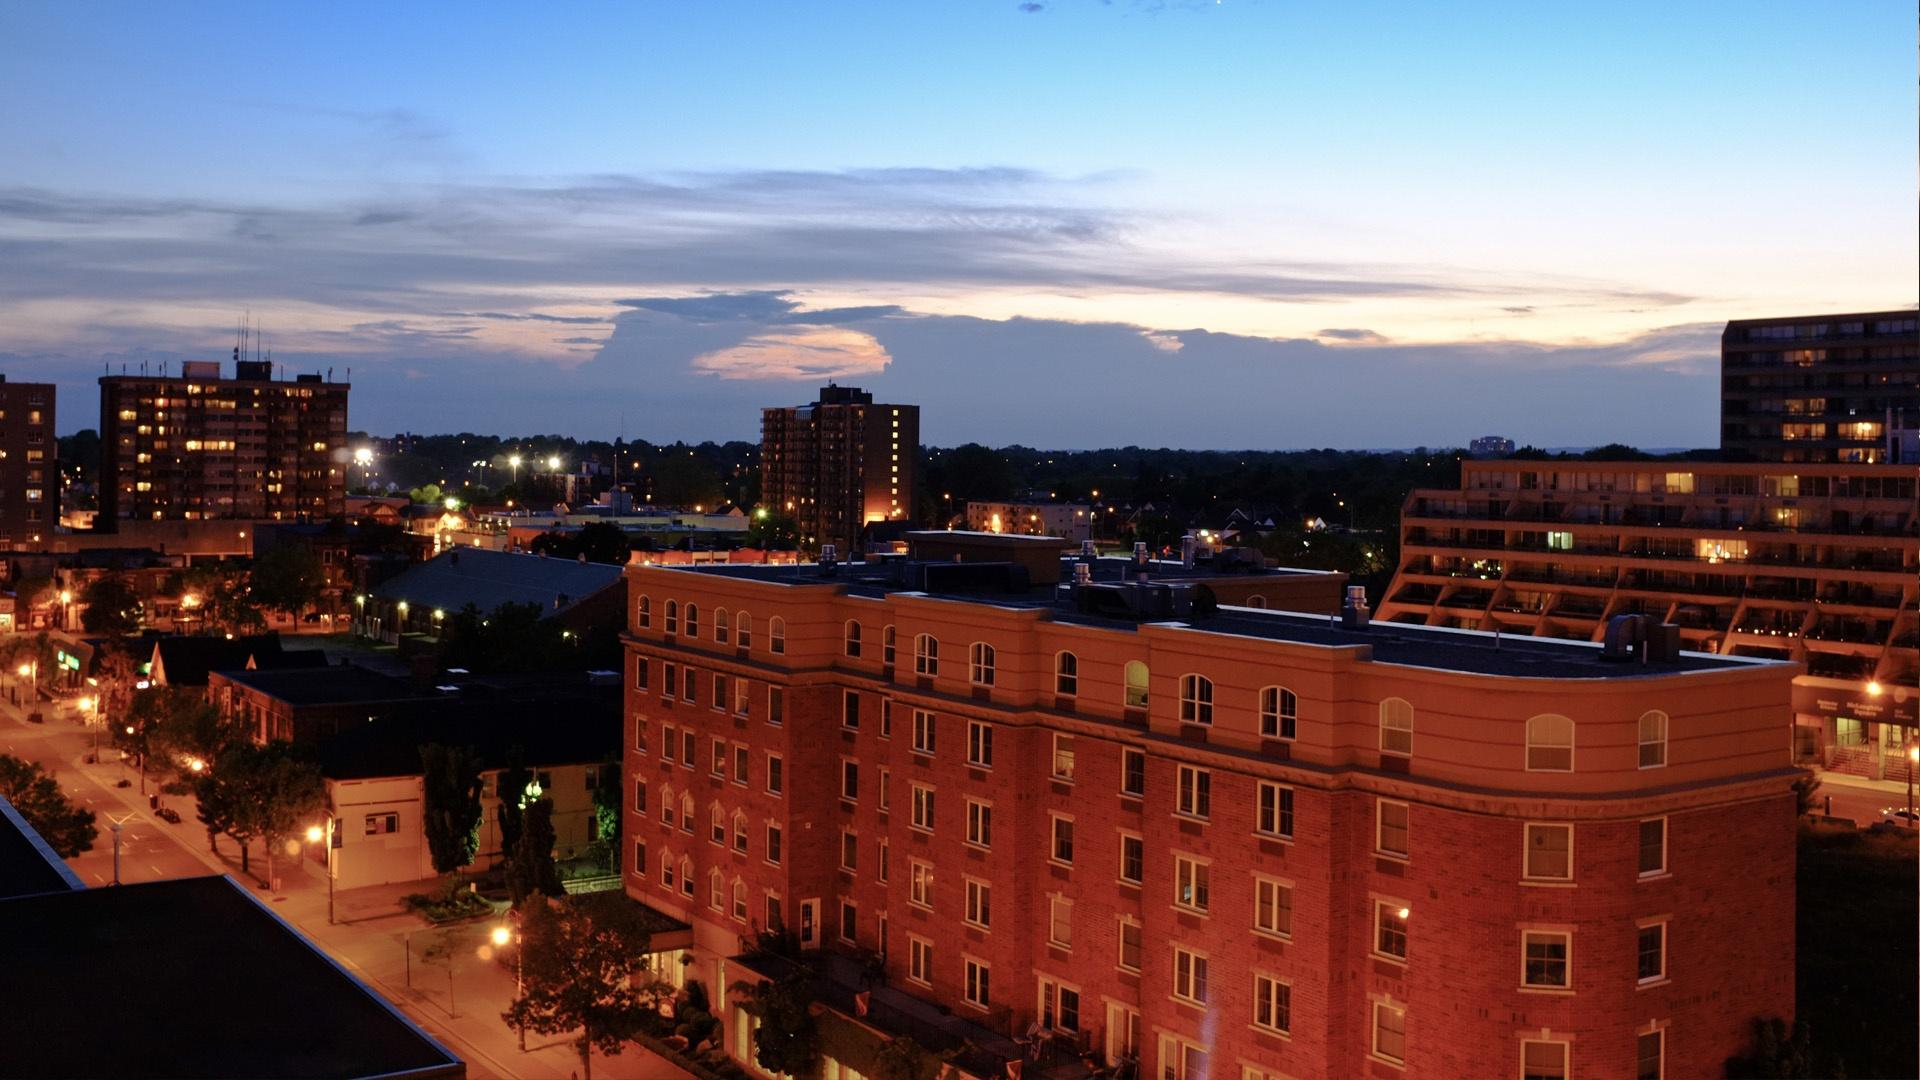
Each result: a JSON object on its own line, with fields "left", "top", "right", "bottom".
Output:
{"left": 657, "top": 558, "right": 1775, "bottom": 681}
{"left": 0, "top": 875, "right": 461, "bottom": 1078}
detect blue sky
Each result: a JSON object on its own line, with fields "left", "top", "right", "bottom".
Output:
{"left": 1, "top": 1, "right": 1912, "bottom": 446}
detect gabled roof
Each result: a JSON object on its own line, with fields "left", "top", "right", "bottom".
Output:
{"left": 149, "top": 634, "right": 292, "bottom": 687}
{"left": 370, "top": 547, "right": 623, "bottom": 620}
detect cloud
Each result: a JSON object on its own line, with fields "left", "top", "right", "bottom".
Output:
{"left": 1019, "top": 2, "right": 1045, "bottom": 11}
{"left": 689, "top": 326, "right": 892, "bottom": 381}
{"left": 1316, "top": 327, "right": 1388, "bottom": 343}
{"left": 1142, "top": 330, "right": 1184, "bottom": 352}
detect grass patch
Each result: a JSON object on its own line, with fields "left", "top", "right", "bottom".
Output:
{"left": 1797, "top": 823, "right": 1916, "bottom": 1078}
{"left": 400, "top": 889, "right": 494, "bottom": 924}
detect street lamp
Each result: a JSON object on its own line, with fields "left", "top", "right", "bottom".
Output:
{"left": 306, "top": 819, "right": 336, "bottom": 924}
{"left": 1907, "top": 746, "right": 1917, "bottom": 819}
{"left": 508, "top": 454, "right": 522, "bottom": 484}
{"left": 493, "top": 918, "right": 526, "bottom": 1050}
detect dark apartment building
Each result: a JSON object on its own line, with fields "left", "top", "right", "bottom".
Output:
{"left": 98, "top": 359, "right": 349, "bottom": 526}
{"left": 1721, "top": 310, "right": 1919, "bottom": 463}
{"left": 760, "top": 384, "right": 918, "bottom": 554}
{"left": 0, "top": 378, "right": 55, "bottom": 550}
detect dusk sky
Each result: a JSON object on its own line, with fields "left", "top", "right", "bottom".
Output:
{"left": 2, "top": 2, "right": 1913, "bottom": 448}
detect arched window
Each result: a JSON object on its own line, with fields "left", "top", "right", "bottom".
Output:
{"left": 915, "top": 634, "right": 939, "bottom": 676}
{"left": 1261, "top": 686, "right": 1297, "bottom": 739}
{"left": 1179, "top": 674, "right": 1213, "bottom": 725}
{"left": 1637, "top": 711, "right": 1668, "bottom": 769}
{"left": 1379, "top": 698, "right": 1414, "bottom": 756}
{"left": 661, "top": 784, "right": 676, "bottom": 827}
{"left": 679, "top": 856, "right": 693, "bottom": 897}
{"left": 679, "top": 791, "right": 694, "bottom": 832}
{"left": 733, "top": 811, "right": 749, "bottom": 852}
{"left": 732, "top": 879, "right": 748, "bottom": 920}
{"left": 769, "top": 616, "right": 786, "bottom": 654}
{"left": 715, "top": 608, "right": 730, "bottom": 643}
{"left": 637, "top": 595, "right": 652, "bottom": 629}
{"left": 710, "top": 803, "right": 725, "bottom": 844}
{"left": 1246, "top": 594, "right": 1268, "bottom": 609}
{"left": 1124, "top": 661, "right": 1149, "bottom": 708}
{"left": 737, "top": 611, "right": 752, "bottom": 648}
{"left": 845, "top": 620, "right": 863, "bottom": 658}
{"left": 664, "top": 599, "right": 679, "bottom": 634}
{"left": 1526, "top": 714, "right": 1575, "bottom": 772}
{"left": 1055, "top": 652, "right": 1078, "bottom": 696}
{"left": 970, "top": 642, "right": 996, "bottom": 686}
{"left": 883, "top": 624, "right": 897, "bottom": 665}
{"left": 710, "top": 869, "right": 725, "bottom": 910}
{"left": 684, "top": 603, "right": 700, "bottom": 638}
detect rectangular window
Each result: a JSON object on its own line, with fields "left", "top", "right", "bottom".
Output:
{"left": 879, "top": 698, "right": 892, "bottom": 737}
{"left": 712, "top": 674, "right": 728, "bottom": 711}
{"left": 964, "top": 958, "right": 990, "bottom": 1009}
{"left": 634, "top": 717, "right": 648, "bottom": 755}
{"left": 1372, "top": 1001, "right": 1406, "bottom": 1065}
{"left": 633, "top": 779, "right": 648, "bottom": 813}
{"left": 1254, "top": 876, "right": 1292, "bottom": 938}
{"left": 1636, "top": 1030, "right": 1665, "bottom": 1080}
{"left": 734, "top": 746, "right": 749, "bottom": 785}
{"left": 910, "top": 861, "right": 934, "bottom": 909}
{"left": 1377, "top": 799, "right": 1410, "bottom": 858}
{"left": 1172, "top": 947, "right": 1209, "bottom": 1005}
{"left": 711, "top": 739, "right": 726, "bottom": 778}
{"left": 909, "top": 937, "right": 933, "bottom": 986}
{"left": 839, "top": 901, "right": 857, "bottom": 943}
{"left": 912, "top": 709, "right": 936, "bottom": 755}
{"left": 1049, "top": 895, "right": 1072, "bottom": 949}
{"left": 1174, "top": 854, "right": 1210, "bottom": 913}
{"left": 1119, "top": 834, "right": 1144, "bottom": 884}
{"left": 1522, "top": 1040, "right": 1568, "bottom": 1080}
{"left": 1256, "top": 781, "right": 1294, "bottom": 839}
{"left": 1051, "top": 814, "right": 1074, "bottom": 865}
{"left": 877, "top": 838, "right": 889, "bottom": 882}
{"left": 842, "top": 690, "right": 861, "bottom": 730}
{"left": 1253, "top": 974, "right": 1291, "bottom": 1035}
{"left": 878, "top": 768, "right": 891, "bottom": 812}
{"left": 840, "top": 829, "right": 858, "bottom": 872}
{"left": 1176, "top": 765, "right": 1210, "bottom": 819}
{"left": 1522, "top": 930, "right": 1570, "bottom": 988}
{"left": 1051, "top": 734, "right": 1076, "bottom": 782}
{"left": 1117, "top": 918, "right": 1141, "bottom": 971}
{"left": 966, "top": 720, "right": 993, "bottom": 768}
{"left": 911, "top": 784, "right": 935, "bottom": 832}
{"left": 1158, "top": 1035, "right": 1206, "bottom": 1080}
{"left": 965, "top": 878, "right": 991, "bottom": 929}
{"left": 1639, "top": 818, "right": 1667, "bottom": 877}
{"left": 767, "top": 753, "right": 784, "bottom": 795}
{"left": 633, "top": 841, "right": 647, "bottom": 877}
{"left": 766, "top": 823, "right": 782, "bottom": 865}
{"left": 1375, "top": 901, "right": 1409, "bottom": 961}
{"left": 966, "top": 799, "right": 992, "bottom": 848}
{"left": 735, "top": 679, "right": 751, "bottom": 716}
{"left": 664, "top": 664, "right": 679, "bottom": 699}
{"left": 633, "top": 656, "right": 649, "bottom": 691}
{"left": 841, "top": 760, "right": 859, "bottom": 802}
{"left": 682, "top": 730, "right": 695, "bottom": 766}
{"left": 683, "top": 671, "right": 697, "bottom": 706}
{"left": 1524, "top": 823, "right": 1572, "bottom": 881}
{"left": 1637, "top": 922, "right": 1667, "bottom": 983}
{"left": 768, "top": 686, "right": 784, "bottom": 725}
{"left": 1121, "top": 747, "right": 1145, "bottom": 797}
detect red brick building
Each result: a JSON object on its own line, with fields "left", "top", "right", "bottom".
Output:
{"left": 623, "top": 538, "right": 1797, "bottom": 1080}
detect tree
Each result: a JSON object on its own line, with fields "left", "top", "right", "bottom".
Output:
{"left": 1724, "top": 1017, "right": 1829, "bottom": 1079}
{"left": 419, "top": 743, "right": 485, "bottom": 886}
{"left": 572, "top": 522, "right": 632, "bottom": 565}
{"left": 79, "top": 575, "right": 143, "bottom": 635}
{"left": 746, "top": 511, "right": 800, "bottom": 551}
{"left": 506, "top": 796, "right": 564, "bottom": 906}
{"left": 92, "top": 643, "right": 141, "bottom": 733}
{"left": 0, "top": 754, "right": 98, "bottom": 856}
{"left": 223, "top": 741, "right": 326, "bottom": 887}
{"left": 732, "top": 969, "right": 820, "bottom": 1078}
{"left": 249, "top": 543, "right": 327, "bottom": 620}
{"left": 650, "top": 451, "right": 722, "bottom": 508}
{"left": 179, "top": 563, "right": 265, "bottom": 636}
{"left": 496, "top": 747, "right": 532, "bottom": 861}
{"left": 408, "top": 482, "right": 444, "bottom": 507}
{"left": 588, "top": 759, "right": 620, "bottom": 872}
{"left": 502, "top": 894, "right": 660, "bottom": 1080}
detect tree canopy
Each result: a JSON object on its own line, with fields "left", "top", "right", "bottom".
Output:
{"left": 502, "top": 893, "right": 664, "bottom": 1080}
{"left": 79, "top": 575, "right": 143, "bottom": 635}
{"left": 419, "top": 743, "right": 485, "bottom": 879}
{"left": 0, "top": 754, "right": 97, "bottom": 857}
{"left": 528, "top": 522, "right": 631, "bottom": 565}
{"left": 249, "top": 543, "right": 328, "bottom": 617}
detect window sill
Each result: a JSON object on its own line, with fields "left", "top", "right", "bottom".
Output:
{"left": 1252, "top": 928, "right": 1291, "bottom": 944}
{"left": 1370, "top": 951, "right": 1408, "bottom": 967}
{"left": 963, "top": 841, "right": 991, "bottom": 854}
{"left": 1637, "top": 871, "right": 1671, "bottom": 883}
{"left": 1117, "top": 877, "right": 1142, "bottom": 890}
{"left": 1374, "top": 850, "right": 1410, "bottom": 864}
{"left": 1636, "top": 977, "right": 1671, "bottom": 990}
{"left": 1254, "top": 831, "right": 1293, "bottom": 845}
{"left": 1520, "top": 879, "right": 1576, "bottom": 889}
{"left": 1249, "top": 1023, "right": 1292, "bottom": 1042}
{"left": 1050, "top": 775, "right": 1076, "bottom": 786}
{"left": 1048, "top": 859, "right": 1074, "bottom": 871}
{"left": 1172, "top": 812, "right": 1211, "bottom": 826}
{"left": 1169, "top": 994, "right": 1208, "bottom": 1011}
{"left": 1172, "top": 904, "right": 1210, "bottom": 919}
{"left": 1518, "top": 986, "right": 1575, "bottom": 996}
{"left": 1367, "top": 1053, "right": 1406, "bottom": 1071}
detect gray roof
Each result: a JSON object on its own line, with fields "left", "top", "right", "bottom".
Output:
{"left": 371, "top": 547, "right": 622, "bottom": 618}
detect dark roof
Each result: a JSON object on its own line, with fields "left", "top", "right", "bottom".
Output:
{"left": 371, "top": 547, "right": 624, "bottom": 619}
{"left": 0, "top": 796, "right": 85, "bottom": 900}
{"left": 216, "top": 663, "right": 419, "bottom": 706}
{"left": 318, "top": 683, "right": 621, "bottom": 780}
{"left": 667, "top": 558, "right": 1780, "bottom": 682}
{"left": 0, "top": 876, "right": 462, "bottom": 1079}
{"left": 152, "top": 633, "right": 288, "bottom": 686}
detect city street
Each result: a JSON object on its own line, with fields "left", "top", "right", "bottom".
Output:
{"left": 2, "top": 693, "right": 690, "bottom": 1080}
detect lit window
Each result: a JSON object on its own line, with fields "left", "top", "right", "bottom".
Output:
{"left": 1374, "top": 901, "right": 1409, "bottom": 960}
{"left": 1524, "top": 823, "right": 1573, "bottom": 881}
{"left": 1050, "top": 734, "right": 1075, "bottom": 781}
{"left": 1260, "top": 686, "right": 1298, "bottom": 739}
{"left": 1638, "top": 711, "right": 1668, "bottom": 768}
{"left": 1525, "top": 714, "right": 1575, "bottom": 771}
{"left": 1123, "top": 660, "right": 1148, "bottom": 708}
{"left": 910, "top": 862, "right": 934, "bottom": 909}
{"left": 1178, "top": 674, "right": 1213, "bottom": 724}
{"left": 1380, "top": 698, "right": 1413, "bottom": 756}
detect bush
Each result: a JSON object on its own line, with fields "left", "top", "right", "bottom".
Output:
{"left": 401, "top": 889, "right": 493, "bottom": 924}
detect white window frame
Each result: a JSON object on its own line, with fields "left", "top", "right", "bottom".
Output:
{"left": 908, "top": 935, "right": 933, "bottom": 987}
{"left": 1379, "top": 697, "right": 1413, "bottom": 756}
{"left": 1521, "top": 928, "right": 1572, "bottom": 990}
{"left": 714, "top": 607, "right": 729, "bottom": 643}
{"left": 1371, "top": 1000, "right": 1407, "bottom": 1065}
{"left": 909, "top": 861, "right": 934, "bottom": 910}
{"left": 1523, "top": 822, "right": 1574, "bottom": 882}
{"left": 1049, "top": 812, "right": 1074, "bottom": 866}
{"left": 1525, "top": 714, "right": 1575, "bottom": 772}
{"left": 1178, "top": 673, "right": 1213, "bottom": 724}
{"left": 1051, "top": 733, "right": 1076, "bottom": 782}
{"left": 1048, "top": 894, "right": 1072, "bottom": 950}
{"left": 1253, "top": 874, "right": 1293, "bottom": 939}
{"left": 1055, "top": 650, "right": 1078, "bottom": 696}
{"left": 1373, "top": 899, "right": 1409, "bottom": 962}
{"left": 1120, "top": 746, "right": 1146, "bottom": 798}
{"left": 1639, "top": 710, "right": 1669, "bottom": 769}
{"left": 1638, "top": 816, "right": 1668, "bottom": 878}
{"left": 1176, "top": 764, "right": 1210, "bottom": 820}
{"left": 1637, "top": 919, "right": 1668, "bottom": 985}
{"left": 1260, "top": 685, "right": 1297, "bottom": 739}
{"left": 843, "top": 619, "right": 862, "bottom": 658}
{"left": 969, "top": 641, "right": 995, "bottom": 686}
{"left": 1118, "top": 831, "right": 1144, "bottom": 885}
{"left": 965, "top": 798, "right": 992, "bottom": 850}
{"left": 911, "top": 709, "right": 936, "bottom": 756}
{"left": 1376, "top": 798, "right": 1410, "bottom": 859}
{"left": 963, "top": 876, "right": 991, "bottom": 930}
{"left": 966, "top": 719, "right": 993, "bottom": 768}
{"left": 1520, "top": 1038, "right": 1569, "bottom": 1080}
{"left": 1252, "top": 972, "right": 1292, "bottom": 1036}
{"left": 1256, "top": 780, "right": 1294, "bottom": 839}
{"left": 963, "top": 956, "right": 991, "bottom": 1010}
{"left": 913, "top": 633, "right": 937, "bottom": 675}
{"left": 1173, "top": 853, "right": 1210, "bottom": 914}
{"left": 910, "top": 783, "right": 935, "bottom": 833}
{"left": 768, "top": 615, "right": 785, "bottom": 654}
{"left": 1171, "top": 945, "right": 1209, "bottom": 1006}
{"left": 1123, "top": 660, "right": 1149, "bottom": 708}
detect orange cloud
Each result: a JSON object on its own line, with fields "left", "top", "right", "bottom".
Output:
{"left": 689, "top": 325, "right": 892, "bottom": 380}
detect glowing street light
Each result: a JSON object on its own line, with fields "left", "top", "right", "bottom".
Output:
{"left": 546, "top": 454, "right": 562, "bottom": 473}
{"left": 305, "top": 819, "right": 337, "bottom": 923}
{"left": 494, "top": 919, "right": 526, "bottom": 1049}
{"left": 508, "top": 454, "right": 523, "bottom": 484}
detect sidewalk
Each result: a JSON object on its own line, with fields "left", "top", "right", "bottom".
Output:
{"left": 1810, "top": 766, "right": 1911, "bottom": 796}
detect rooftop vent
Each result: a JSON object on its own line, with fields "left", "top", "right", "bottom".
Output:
{"left": 1341, "top": 585, "right": 1371, "bottom": 630}
{"left": 819, "top": 543, "right": 839, "bottom": 577}
{"left": 1601, "top": 615, "right": 1684, "bottom": 663}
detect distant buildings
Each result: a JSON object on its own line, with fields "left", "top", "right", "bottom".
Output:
{"left": 98, "top": 358, "right": 350, "bottom": 526}
{"left": 352, "top": 547, "right": 626, "bottom": 644}
{"left": 965, "top": 500, "right": 1093, "bottom": 543}
{"left": 1468, "top": 434, "right": 1514, "bottom": 457}
{"left": 1721, "top": 310, "right": 1918, "bottom": 463}
{"left": 760, "top": 384, "right": 918, "bottom": 554}
{"left": 624, "top": 532, "right": 1796, "bottom": 1079}
{"left": 0, "top": 377, "right": 56, "bottom": 550}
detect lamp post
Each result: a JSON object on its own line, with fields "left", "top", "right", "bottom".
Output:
{"left": 508, "top": 454, "right": 522, "bottom": 485}
{"left": 492, "top": 919, "right": 526, "bottom": 1050}
{"left": 1907, "top": 746, "right": 1917, "bottom": 819}
{"left": 306, "top": 819, "right": 336, "bottom": 924}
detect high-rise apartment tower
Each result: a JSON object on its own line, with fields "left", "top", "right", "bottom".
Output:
{"left": 760, "top": 385, "right": 917, "bottom": 554}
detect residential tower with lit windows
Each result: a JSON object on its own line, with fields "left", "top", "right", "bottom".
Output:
{"left": 0, "top": 377, "right": 56, "bottom": 549}
{"left": 621, "top": 532, "right": 1796, "bottom": 1080}
{"left": 759, "top": 384, "right": 917, "bottom": 554}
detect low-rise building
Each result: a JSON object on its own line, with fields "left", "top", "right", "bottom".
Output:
{"left": 966, "top": 501, "right": 1094, "bottom": 543}
{"left": 353, "top": 547, "right": 625, "bottom": 645}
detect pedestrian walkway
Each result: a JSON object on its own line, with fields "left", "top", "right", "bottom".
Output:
{"left": 1812, "top": 766, "right": 1912, "bottom": 797}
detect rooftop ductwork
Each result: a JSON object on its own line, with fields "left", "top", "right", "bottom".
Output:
{"left": 1074, "top": 580, "right": 1197, "bottom": 621}
{"left": 1341, "top": 585, "right": 1371, "bottom": 630}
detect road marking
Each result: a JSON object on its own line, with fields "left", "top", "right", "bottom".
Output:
{"left": 150, "top": 864, "right": 164, "bottom": 876}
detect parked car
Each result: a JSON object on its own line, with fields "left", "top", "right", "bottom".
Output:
{"left": 1877, "top": 807, "right": 1919, "bottom": 830}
